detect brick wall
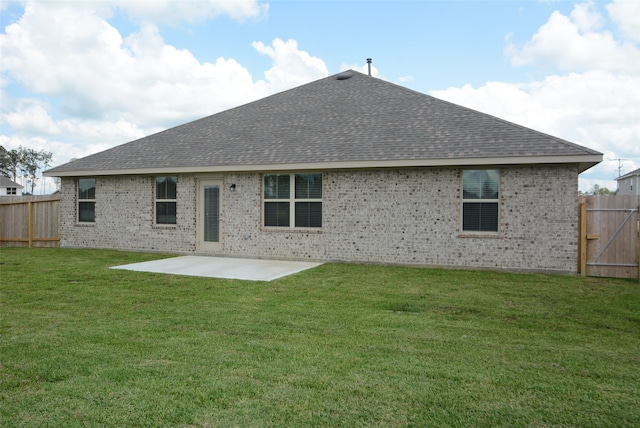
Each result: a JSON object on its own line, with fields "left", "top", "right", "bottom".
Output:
{"left": 60, "top": 175, "right": 197, "bottom": 252}
{"left": 59, "top": 165, "right": 579, "bottom": 273}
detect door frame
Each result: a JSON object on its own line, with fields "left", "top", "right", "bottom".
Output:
{"left": 197, "top": 177, "right": 223, "bottom": 252}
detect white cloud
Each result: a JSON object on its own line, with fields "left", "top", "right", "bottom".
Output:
{"left": 505, "top": 1, "right": 640, "bottom": 72}
{"left": 2, "top": 101, "right": 58, "bottom": 135}
{"left": 253, "top": 38, "right": 329, "bottom": 92}
{"left": 42, "top": 0, "right": 270, "bottom": 24}
{"left": 571, "top": 1, "right": 604, "bottom": 32}
{"left": 116, "top": 0, "right": 269, "bottom": 24}
{"left": 607, "top": 0, "right": 640, "bottom": 42}
{"left": 0, "top": 4, "right": 272, "bottom": 129}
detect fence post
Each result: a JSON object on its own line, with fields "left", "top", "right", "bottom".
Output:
{"left": 579, "top": 201, "right": 587, "bottom": 275}
{"left": 28, "top": 201, "right": 34, "bottom": 248}
{"left": 637, "top": 205, "right": 639, "bottom": 283}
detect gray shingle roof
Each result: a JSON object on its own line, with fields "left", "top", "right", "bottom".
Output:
{"left": 616, "top": 167, "right": 640, "bottom": 180}
{"left": 0, "top": 177, "right": 23, "bottom": 188}
{"left": 45, "top": 70, "right": 601, "bottom": 176}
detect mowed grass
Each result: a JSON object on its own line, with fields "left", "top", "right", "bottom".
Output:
{"left": 1, "top": 248, "right": 639, "bottom": 427}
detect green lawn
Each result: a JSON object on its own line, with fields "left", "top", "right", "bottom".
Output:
{"left": 1, "top": 248, "right": 639, "bottom": 427}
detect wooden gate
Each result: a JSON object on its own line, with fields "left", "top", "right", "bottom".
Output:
{"left": 579, "top": 195, "right": 640, "bottom": 280}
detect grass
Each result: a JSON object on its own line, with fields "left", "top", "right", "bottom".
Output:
{"left": 1, "top": 248, "right": 639, "bottom": 427}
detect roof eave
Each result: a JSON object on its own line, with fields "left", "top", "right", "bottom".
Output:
{"left": 44, "top": 154, "right": 603, "bottom": 177}
{"left": 615, "top": 170, "right": 640, "bottom": 181}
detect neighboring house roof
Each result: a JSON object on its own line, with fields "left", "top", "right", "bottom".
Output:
{"left": 615, "top": 167, "right": 640, "bottom": 181}
{"left": 0, "top": 177, "right": 23, "bottom": 188}
{"left": 45, "top": 70, "right": 602, "bottom": 177}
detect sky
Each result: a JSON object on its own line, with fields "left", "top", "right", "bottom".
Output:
{"left": 1, "top": 0, "right": 638, "bottom": 194}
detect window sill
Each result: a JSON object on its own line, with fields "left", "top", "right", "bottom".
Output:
{"left": 261, "top": 227, "right": 323, "bottom": 234}
{"left": 458, "top": 232, "right": 503, "bottom": 239}
{"left": 153, "top": 224, "right": 178, "bottom": 229}
{"left": 75, "top": 222, "right": 95, "bottom": 227}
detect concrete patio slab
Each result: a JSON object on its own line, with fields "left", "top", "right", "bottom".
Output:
{"left": 111, "top": 256, "right": 323, "bottom": 281}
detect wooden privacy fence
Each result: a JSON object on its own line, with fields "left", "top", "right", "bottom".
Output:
{"left": 579, "top": 195, "right": 640, "bottom": 281}
{"left": 0, "top": 196, "right": 61, "bottom": 248}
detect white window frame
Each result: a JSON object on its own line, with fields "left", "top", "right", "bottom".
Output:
{"left": 461, "top": 169, "right": 500, "bottom": 233}
{"left": 155, "top": 176, "right": 177, "bottom": 225}
{"left": 77, "top": 178, "right": 96, "bottom": 223}
{"left": 263, "top": 173, "right": 323, "bottom": 229}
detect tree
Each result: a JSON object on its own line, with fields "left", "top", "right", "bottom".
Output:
{"left": 21, "top": 147, "right": 53, "bottom": 194}
{"left": 0, "top": 146, "right": 9, "bottom": 177}
{"left": 0, "top": 145, "right": 53, "bottom": 194}
{"left": 580, "top": 184, "right": 617, "bottom": 196}
{"left": 0, "top": 146, "right": 23, "bottom": 181}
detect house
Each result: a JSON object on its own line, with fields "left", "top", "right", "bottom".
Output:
{"left": 615, "top": 167, "right": 640, "bottom": 196}
{"left": 44, "top": 70, "right": 602, "bottom": 274}
{"left": 0, "top": 177, "right": 23, "bottom": 196}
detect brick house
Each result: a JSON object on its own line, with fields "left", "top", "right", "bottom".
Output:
{"left": 44, "top": 70, "right": 602, "bottom": 273}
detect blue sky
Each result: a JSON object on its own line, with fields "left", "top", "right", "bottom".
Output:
{"left": 1, "top": 0, "right": 639, "bottom": 193}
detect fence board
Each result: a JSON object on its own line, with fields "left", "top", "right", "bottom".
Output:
{"left": 580, "top": 195, "right": 640, "bottom": 280}
{"left": 0, "top": 197, "right": 60, "bottom": 248}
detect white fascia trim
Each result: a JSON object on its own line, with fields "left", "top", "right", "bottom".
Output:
{"left": 44, "top": 154, "right": 603, "bottom": 177}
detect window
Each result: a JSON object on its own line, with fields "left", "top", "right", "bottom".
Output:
{"left": 462, "top": 169, "right": 499, "bottom": 232}
{"left": 156, "top": 176, "right": 177, "bottom": 224}
{"left": 78, "top": 178, "right": 96, "bottom": 223}
{"left": 7, "top": 187, "right": 17, "bottom": 195}
{"left": 264, "top": 173, "right": 322, "bottom": 228}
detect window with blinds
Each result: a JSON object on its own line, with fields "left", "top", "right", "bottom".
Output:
{"left": 462, "top": 170, "right": 500, "bottom": 232}
{"left": 78, "top": 178, "right": 96, "bottom": 223}
{"left": 264, "top": 173, "right": 322, "bottom": 228}
{"left": 155, "top": 176, "right": 177, "bottom": 225}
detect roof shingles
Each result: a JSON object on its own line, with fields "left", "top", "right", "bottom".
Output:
{"left": 46, "top": 70, "right": 601, "bottom": 175}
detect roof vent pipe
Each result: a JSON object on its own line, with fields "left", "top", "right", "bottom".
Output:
{"left": 366, "top": 58, "right": 372, "bottom": 76}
